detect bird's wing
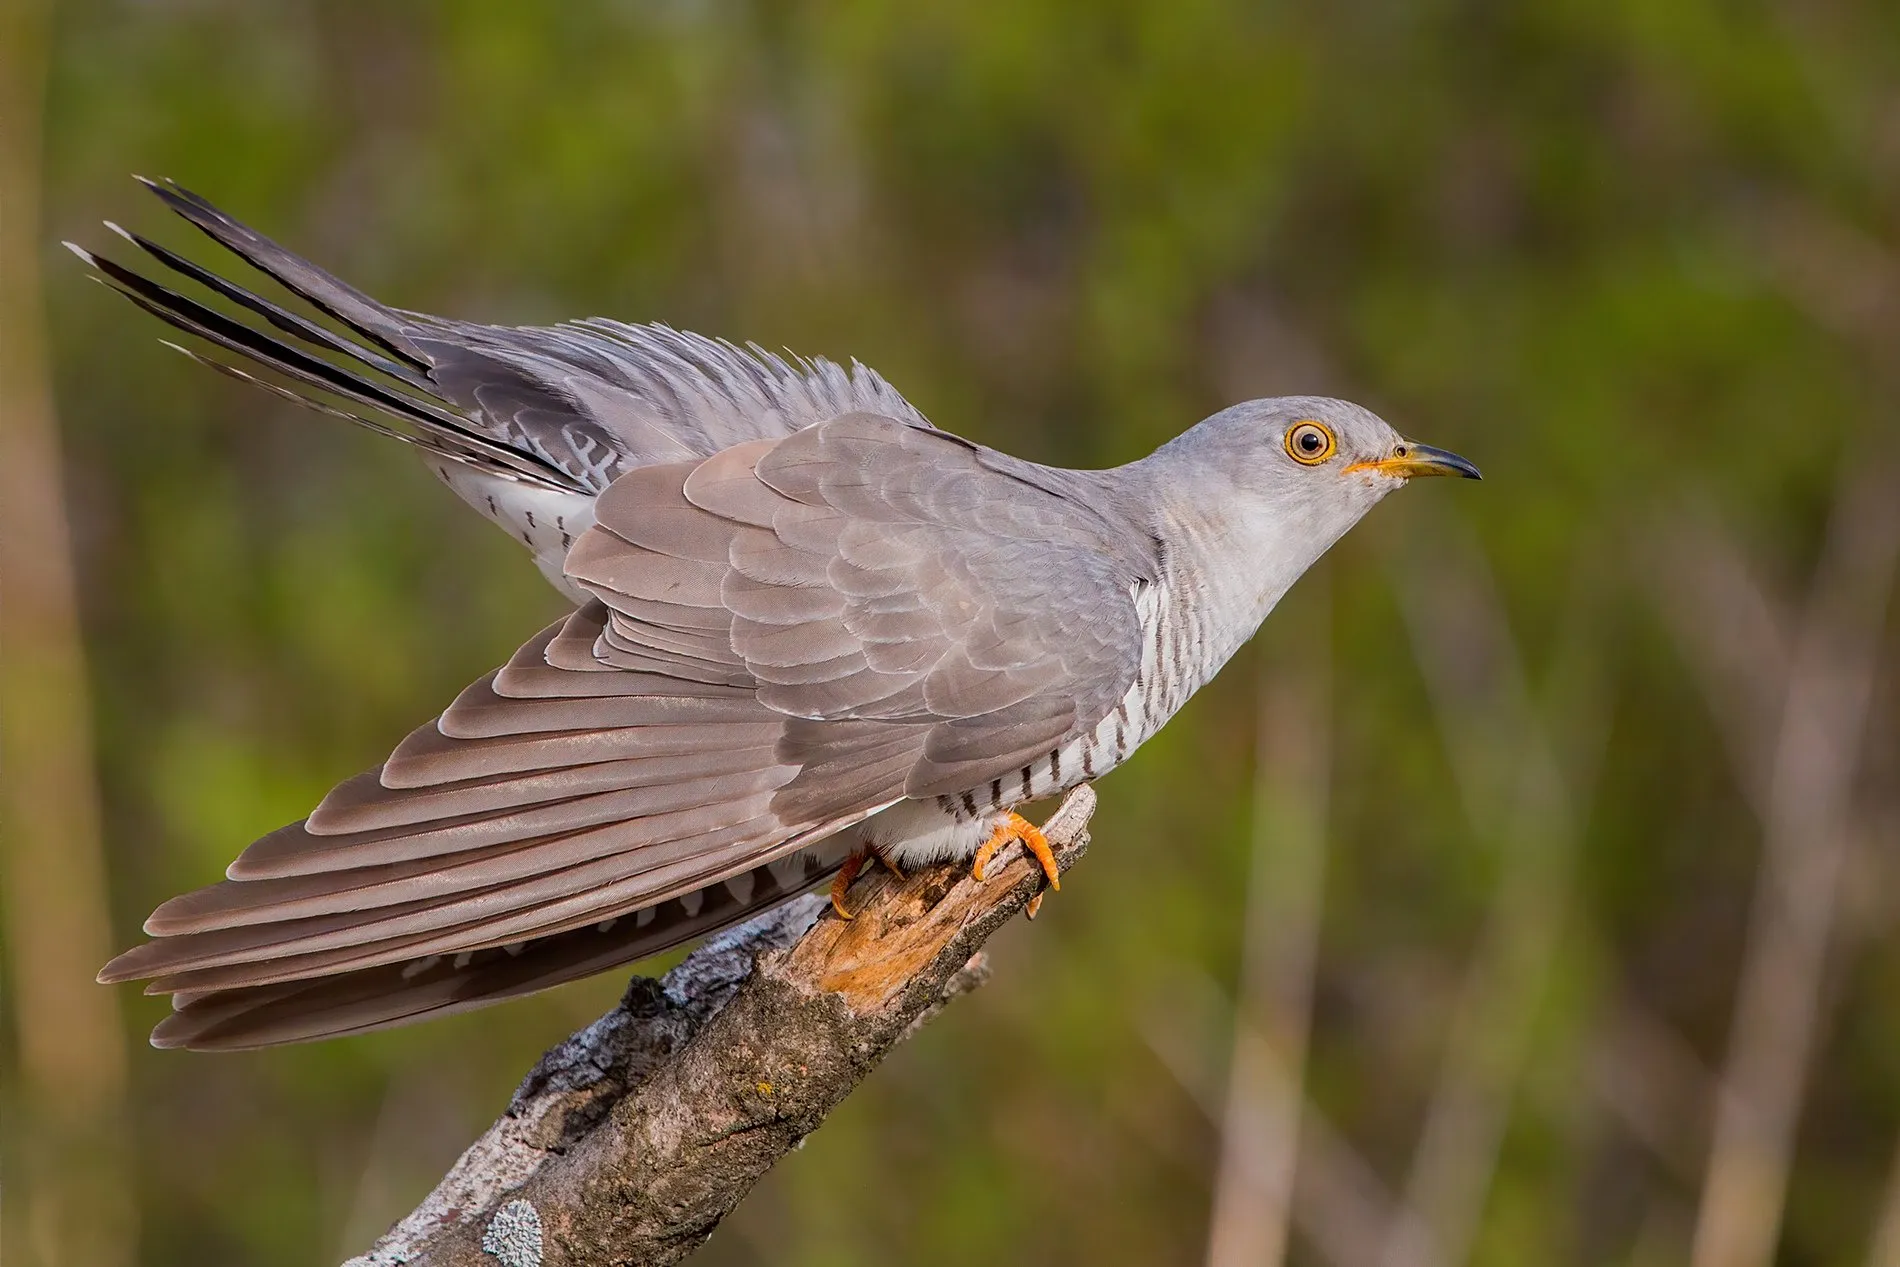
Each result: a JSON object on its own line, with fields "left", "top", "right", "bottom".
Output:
{"left": 101, "top": 609, "right": 876, "bottom": 980}
{"left": 71, "top": 179, "right": 931, "bottom": 494}
{"left": 573, "top": 412, "right": 1157, "bottom": 802}
{"left": 104, "top": 413, "right": 1152, "bottom": 1047}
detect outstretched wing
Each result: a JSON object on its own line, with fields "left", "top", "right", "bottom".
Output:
{"left": 105, "top": 413, "right": 1154, "bottom": 1047}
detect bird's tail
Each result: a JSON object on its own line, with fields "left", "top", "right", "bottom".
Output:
{"left": 72, "top": 177, "right": 937, "bottom": 515}
{"left": 66, "top": 178, "right": 585, "bottom": 493}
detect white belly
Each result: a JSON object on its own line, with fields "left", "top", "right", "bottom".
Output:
{"left": 854, "top": 798, "right": 1009, "bottom": 869}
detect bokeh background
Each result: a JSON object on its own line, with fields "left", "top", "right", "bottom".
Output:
{"left": 5, "top": 2, "right": 1899, "bottom": 1264}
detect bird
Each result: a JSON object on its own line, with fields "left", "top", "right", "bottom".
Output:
{"left": 73, "top": 178, "right": 1479, "bottom": 1051}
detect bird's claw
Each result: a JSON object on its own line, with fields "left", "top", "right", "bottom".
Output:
{"left": 828, "top": 852, "right": 864, "bottom": 920}
{"left": 971, "top": 812, "right": 1060, "bottom": 913}
{"left": 829, "top": 844, "right": 904, "bottom": 919}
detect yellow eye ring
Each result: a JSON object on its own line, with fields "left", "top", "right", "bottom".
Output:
{"left": 1285, "top": 421, "right": 1336, "bottom": 465}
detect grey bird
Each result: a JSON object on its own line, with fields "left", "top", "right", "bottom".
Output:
{"left": 75, "top": 180, "right": 1479, "bottom": 1050}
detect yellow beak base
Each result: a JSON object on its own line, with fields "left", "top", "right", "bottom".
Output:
{"left": 1344, "top": 441, "right": 1481, "bottom": 481}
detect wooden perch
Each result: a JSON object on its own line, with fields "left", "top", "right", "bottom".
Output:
{"left": 345, "top": 783, "right": 1096, "bottom": 1267}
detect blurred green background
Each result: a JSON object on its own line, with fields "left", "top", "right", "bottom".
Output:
{"left": 5, "top": 1, "right": 1899, "bottom": 1264}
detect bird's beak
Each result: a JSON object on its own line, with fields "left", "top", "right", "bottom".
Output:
{"left": 1344, "top": 441, "right": 1482, "bottom": 481}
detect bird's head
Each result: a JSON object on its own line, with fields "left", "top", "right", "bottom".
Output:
{"left": 1227, "top": 394, "right": 1479, "bottom": 490}
{"left": 1150, "top": 395, "right": 1479, "bottom": 587}
{"left": 1178, "top": 393, "right": 1476, "bottom": 504}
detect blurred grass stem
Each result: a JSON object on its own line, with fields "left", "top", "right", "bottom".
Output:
{"left": 0, "top": 1, "right": 135, "bottom": 1264}
{"left": 1683, "top": 467, "right": 1899, "bottom": 1267}
{"left": 1379, "top": 515, "right": 1606, "bottom": 1267}
{"left": 1204, "top": 580, "right": 1331, "bottom": 1267}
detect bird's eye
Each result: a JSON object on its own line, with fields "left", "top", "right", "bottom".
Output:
{"left": 1284, "top": 421, "right": 1336, "bottom": 465}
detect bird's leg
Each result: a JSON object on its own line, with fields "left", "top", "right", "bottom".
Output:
{"left": 972, "top": 812, "right": 1060, "bottom": 918}
{"left": 829, "top": 843, "right": 904, "bottom": 920}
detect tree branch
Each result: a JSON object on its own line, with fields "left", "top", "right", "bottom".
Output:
{"left": 345, "top": 783, "right": 1096, "bottom": 1267}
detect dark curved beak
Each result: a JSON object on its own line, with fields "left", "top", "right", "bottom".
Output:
{"left": 1345, "top": 441, "right": 1482, "bottom": 481}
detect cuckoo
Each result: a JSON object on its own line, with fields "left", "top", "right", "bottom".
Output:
{"left": 73, "top": 180, "right": 1479, "bottom": 1050}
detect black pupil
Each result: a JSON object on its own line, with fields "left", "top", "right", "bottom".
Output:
{"left": 1299, "top": 430, "right": 1321, "bottom": 452}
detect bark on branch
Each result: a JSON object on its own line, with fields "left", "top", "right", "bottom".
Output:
{"left": 345, "top": 783, "right": 1096, "bottom": 1267}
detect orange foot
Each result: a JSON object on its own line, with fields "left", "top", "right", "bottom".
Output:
{"left": 829, "top": 843, "right": 906, "bottom": 920}
{"left": 972, "top": 812, "right": 1060, "bottom": 918}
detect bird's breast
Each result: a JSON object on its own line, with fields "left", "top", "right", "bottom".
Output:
{"left": 902, "top": 575, "right": 1227, "bottom": 859}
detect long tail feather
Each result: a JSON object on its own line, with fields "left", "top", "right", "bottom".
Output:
{"left": 103, "top": 220, "right": 429, "bottom": 387}
{"left": 158, "top": 339, "right": 521, "bottom": 477}
{"left": 135, "top": 176, "right": 422, "bottom": 365}
{"left": 67, "top": 240, "right": 572, "bottom": 488}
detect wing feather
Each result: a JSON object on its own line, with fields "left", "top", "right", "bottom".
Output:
{"left": 147, "top": 848, "right": 850, "bottom": 1050}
